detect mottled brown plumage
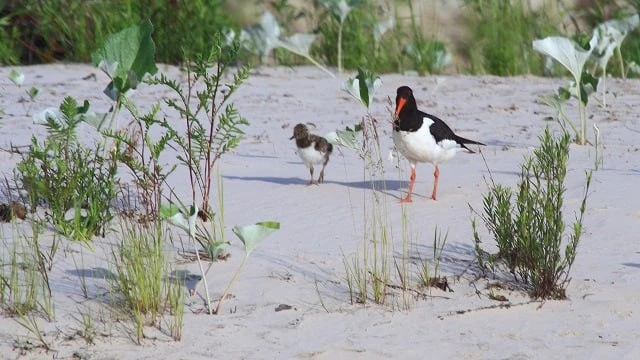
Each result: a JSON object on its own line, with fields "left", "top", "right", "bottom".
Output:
{"left": 290, "top": 123, "right": 333, "bottom": 185}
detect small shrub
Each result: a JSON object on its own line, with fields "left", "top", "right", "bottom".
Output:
{"left": 16, "top": 97, "right": 117, "bottom": 242}
{"left": 149, "top": 32, "right": 250, "bottom": 221}
{"left": 472, "top": 128, "right": 592, "bottom": 299}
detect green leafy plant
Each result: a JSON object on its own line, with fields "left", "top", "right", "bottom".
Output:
{"left": 17, "top": 97, "right": 117, "bottom": 242}
{"left": 314, "top": 1, "right": 404, "bottom": 73}
{"left": 161, "top": 205, "right": 279, "bottom": 315}
{"left": 464, "top": 0, "right": 557, "bottom": 75}
{"left": 160, "top": 203, "right": 214, "bottom": 314}
{"left": 9, "top": 69, "right": 39, "bottom": 115}
{"left": 533, "top": 35, "right": 599, "bottom": 145}
{"left": 106, "top": 102, "right": 177, "bottom": 219}
{"left": 108, "top": 220, "right": 184, "bottom": 344}
{"left": 590, "top": 14, "right": 639, "bottom": 106}
{"left": 238, "top": 11, "right": 334, "bottom": 76}
{"left": 150, "top": 33, "right": 250, "bottom": 221}
{"left": 1, "top": 0, "right": 232, "bottom": 65}
{"left": 403, "top": 1, "right": 450, "bottom": 75}
{"left": 337, "top": 68, "right": 394, "bottom": 305}
{"left": 91, "top": 19, "right": 158, "bottom": 128}
{"left": 417, "top": 227, "right": 448, "bottom": 290}
{"left": 472, "top": 128, "right": 592, "bottom": 299}
{"left": 318, "top": 0, "right": 360, "bottom": 73}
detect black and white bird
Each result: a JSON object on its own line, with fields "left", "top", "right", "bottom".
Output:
{"left": 393, "top": 86, "right": 485, "bottom": 202}
{"left": 290, "top": 123, "right": 333, "bottom": 185}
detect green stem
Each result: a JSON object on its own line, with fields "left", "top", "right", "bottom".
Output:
{"left": 617, "top": 47, "right": 625, "bottom": 80}
{"left": 276, "top": 43, "right": 335, "bottom": 78}
{"left": 338, "top": 18, "right": 344, "bottom": 73}
{"left": 193, "top": 232, "right": 213, "bottom": 315}
{"left": 215, "top": 255, "right": 248, "bottom": 314}
{"left": 602, "top": 68, "right": 607, "bottom": 108}
{"left": 577, "top": 79, "right": 586, "bottom": 145}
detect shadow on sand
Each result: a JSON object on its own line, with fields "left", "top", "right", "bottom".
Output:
{"left": 224, "top": 175, "right": 408, "bottom": 197}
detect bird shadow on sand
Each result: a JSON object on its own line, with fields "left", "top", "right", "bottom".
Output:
{"left": 224, "top": 175, "right": 408, "bottom": 194}
{"left": 66, "top": 267, "right": 116, "bottom": 280}
{"left": 622, "top": 262, "right": 640, "bottom": 269}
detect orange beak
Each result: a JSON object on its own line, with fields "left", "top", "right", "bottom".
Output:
{"left": 395, "top": 97, "right": 407, "bottom": 117}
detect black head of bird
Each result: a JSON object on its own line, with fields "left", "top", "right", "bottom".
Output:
{"left": 395, "top": 86, "right": 418, "bottom": 118}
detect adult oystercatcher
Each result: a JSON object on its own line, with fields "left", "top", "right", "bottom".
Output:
{"left": 393, "top": 86, "right": 484, "bottom": 202}
{"left": 290, "top": 123, "right": 334, "bottom": 185}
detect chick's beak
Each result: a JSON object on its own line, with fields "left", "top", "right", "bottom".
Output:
{"left": 289, "top": 135, "right": 295, "bottom": 140}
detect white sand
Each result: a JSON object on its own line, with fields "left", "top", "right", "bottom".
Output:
{"left": 1, "top": 64, "right": 639, "bottom": 359}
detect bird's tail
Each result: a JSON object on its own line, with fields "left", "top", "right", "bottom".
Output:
{"left": 455, "top": 135, "right": 485, "bottom": 153}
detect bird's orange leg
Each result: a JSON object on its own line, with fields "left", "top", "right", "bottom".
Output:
{"left": 401, "top": 164, "right": 416, "bottom": 203}
{"left": 431, "top": 165, "right": 440, "bottom": 200}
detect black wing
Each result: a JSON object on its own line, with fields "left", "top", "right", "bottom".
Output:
{"left": 419, "top": 110, "right": 485, "bottom": 152}
{"left": 419, "top": 110, "right": 456, "bottom": 143}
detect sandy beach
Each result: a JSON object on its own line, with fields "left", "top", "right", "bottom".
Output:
{"left": 0, "top": 63, "right": 639, "bottom": 359}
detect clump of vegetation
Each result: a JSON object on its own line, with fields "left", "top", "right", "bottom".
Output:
{"left": 2, "top": 0, "right": 640, "bottom": 79}
{"left": 149, "top": 32, "right": 250, "bottom": 221}
{"left": 108, "top": 220, "right": 185, "bottom": 344}
{"left": 0, "top": 0, "right": 233, "bottom": 64}
{"left": 471, "top": 128, "right": 592, "bottom": 299}
{"left": 534, "top": 13, "right": 638, "bottom": 145}
{"left": 463, "top": 0, "right": 558, "bottom": 75}
{"left": 0, "top": 18, "right": 280, "bottom": 349}
{"left": 16, "top": 97, "right": 117, "bottom": 242}
{"left": 338, "top": 68, "right": 391, "bottom": 305}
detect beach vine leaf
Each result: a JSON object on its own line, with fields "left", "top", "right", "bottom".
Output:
{"left": 9, "top": 70, "right": 24, "bottom": 86}
{"left": 91, "top": 19, "right": 158, "bottom": 101}
{"left": 533, "top": 35, "right": 598, "bottom": 145}
{"left": 232, "top": 221, "right": 280, "bottom": 256}
{"left": 342, "top": 67, "right": 382, "bottom": 109}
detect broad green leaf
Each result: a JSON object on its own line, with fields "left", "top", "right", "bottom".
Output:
{"left": 167, "top": 213, "right": 189, "bottom": 233}
{"left": 558, "top": 86, "right": 571, "bottom": 101}
{"left": 91, "top": 19, "right": 157, "bottom": 99}
{"left": 187, "top": 204, "right": 198, "bottom": 238}
{"left": 342, "top": 68, "right": 382, "bottom": 109}
{"left": 26, "top": 87, "right": 39, "bottom": 100}
{"left": 159, "top": 203, "right": 183, "bottom": 219}
{"left": 532, "top": 36, "right": 597, "bottom": 84}
{"left": 9, "top": 69, "right": 24, "bottom": 86}
{"left": 160, "top": 203, "right": 198, "bottom": 237}
{"left": 357, "top": 68, "right": 369, "bottom": 109}
{"left": 232, "top": 221, "right": 280, "bottom": 256}
{"left": 579, "top": 71, "right": 598, "bottom": 105}
{"left": 325, "top": 124, "right": 362, "bottom": 150}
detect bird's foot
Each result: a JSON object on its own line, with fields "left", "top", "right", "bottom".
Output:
{"left": 307, "top": 180, "right": 319, "bottom": 186}
{"left": 400, "top": 196, "right": 413, "bottom": 203}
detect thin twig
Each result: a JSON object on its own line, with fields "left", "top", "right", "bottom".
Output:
{"left": 443, "top": 300, "right": 540, "bottom": 317}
